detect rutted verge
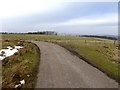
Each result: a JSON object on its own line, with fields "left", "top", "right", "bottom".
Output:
{"left": 2, "top": 40, "right": 40, "bottom": 88}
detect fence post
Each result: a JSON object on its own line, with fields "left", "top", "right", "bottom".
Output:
{"left": 85, "top": 40, "right": 86, "bottom": 44}
{"left": 114, "top": 40, "right": 116, "bottom": 46}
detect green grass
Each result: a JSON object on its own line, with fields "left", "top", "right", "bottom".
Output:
{"left": 61, "top": 43, "right": 118, "bottom": 80}
{"left": 2, "top": 40, "right": 40, "bottom": 88}
{"left": 2, "top": 34, "right": 119, "bottom": 82}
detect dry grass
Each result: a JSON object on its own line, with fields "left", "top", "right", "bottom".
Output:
{"left": 2, "top": 34, "right": 119, "bottom": 82}
{"left": 2, "top": 40, "right": 40, "bottom": 88}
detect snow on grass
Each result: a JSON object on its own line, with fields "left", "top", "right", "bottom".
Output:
{"left": 20, "top": 80, "right": 25, "bottom": 85}
{"left": 0, "top": 46, "right": 23, "bottom": 60}
{"left": 15, "top": 80, "right": 25, "bottom": 88}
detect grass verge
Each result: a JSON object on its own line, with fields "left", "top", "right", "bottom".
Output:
{"left": 2, "top": 34, "right": 119, "bottom": 83}
{"left": 2, "top": 40, "right": 40, "bottom": 88}
{"left": 58, "top": 43, "right": 119, "bottom": 82}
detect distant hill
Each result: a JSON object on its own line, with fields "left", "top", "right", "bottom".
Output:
{"left": 81, "top": 35, "right": 118, "bottom": 40}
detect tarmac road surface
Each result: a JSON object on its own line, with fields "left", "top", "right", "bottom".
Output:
{"left": 32, "top": 41, "right": 118, "bottom": 88}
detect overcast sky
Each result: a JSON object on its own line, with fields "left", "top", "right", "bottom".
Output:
{"left": 0, "top": 0, "right": 118, "bottom": 35}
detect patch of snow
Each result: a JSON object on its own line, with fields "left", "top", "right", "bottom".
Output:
{"left": 20, "top": 80, "right": 25, "bottom": 85}
{"left": 15, "top": 84, "right": 21, "bottom": 88}
{"left": 0, "top": 46, "right": 23, "bottom": 60}
{"left": 7, "top": 46, "right": 13, "bottom": 50}
{"left": 15, "top": 46, "right": 23, "bottom": 49}
{"left": 0, "top": 56, "right": 5, "bottom": 60}
{"left": 15, "top": 80, "right": 25, "bottom": 88}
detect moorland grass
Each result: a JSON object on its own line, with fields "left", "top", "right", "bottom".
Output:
{"left": 2, "top": 34, "right": 119, "bottom": 82}
{"left": 2, "top": 40, "right": 40, "bottom": 88}
{"left": 59, "top": 43, "right": 119, "bottom": 81}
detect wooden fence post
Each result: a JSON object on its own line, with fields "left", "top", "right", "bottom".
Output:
{"left": 85, "top": 40, "right": 86, "bottom": 44}
{"left": 114, "top": 40, "right": 116, "bottom": 46}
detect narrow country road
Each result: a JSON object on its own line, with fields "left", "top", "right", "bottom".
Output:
{"left": 32, "top": 41, "right": 118, "bottom": 88}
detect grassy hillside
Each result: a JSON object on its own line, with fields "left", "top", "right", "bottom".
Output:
{"left": 2, "top": 39, "right": 40, "bottom": 88}
{"left": 2, "top": 34, "right": 119, "bottom": 82}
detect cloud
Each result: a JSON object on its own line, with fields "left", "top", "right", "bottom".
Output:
{"left": 0, "top": 0, "right": 62, "bottom": 19}
{"left": 34, "top": 13, "right": 117, "bottom": 27}
{"left": 1, "top": 1, "right": 117, "bottom": 35}
{"left": 55, "top": 13, "right": 117, "bottom": 26}
{"left": 33, "top": 13, "right": 118, "bottom": 35}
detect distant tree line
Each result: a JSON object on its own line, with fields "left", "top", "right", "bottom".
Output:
{"left": 81, "top": 35, "right": 117, "bottom": 40}
{"left": 1, "top": 31, "right": 57, "bottom": 35}
{"left": 1, "top": 32, "right": 25, "bottom": 34}
{"left": 28, "top": 31, "right": 57, "bottom": 35}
